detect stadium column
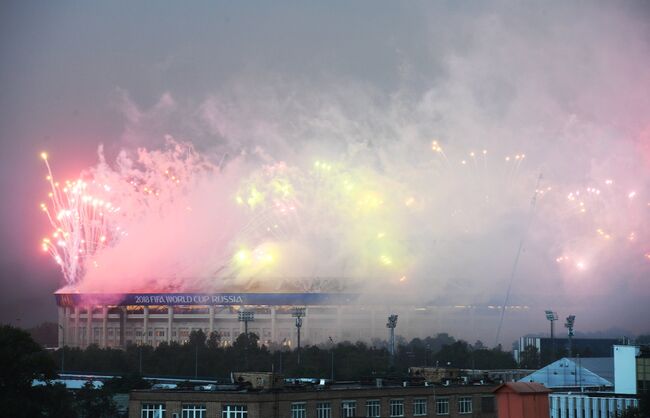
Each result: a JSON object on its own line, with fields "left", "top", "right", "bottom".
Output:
{"left": 74, "top": 306, "right": 80, "bottom": 348}
{"left": 167, "top": 306, "right": 173, "bottom": 343}
{"left": 143, "top": 306, "right": 149, "bottom": 345}
{"left": 271, "top": 308, "right": 277, "bottom": 342}
{"left": 209, "top": 306, "right": 215, "bottom": 336}
{"left": 119, "top": 307, "right": 127, "bottom": 348}
{"left": 101, "top": 306, "right": 108, "bottom": 348}
{"left": 86, "top": 306, "right": 92, "bottom": 348}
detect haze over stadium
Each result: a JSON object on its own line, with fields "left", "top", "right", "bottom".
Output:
{"left": 1, "top": 1, "right": 649, "bottom": 345}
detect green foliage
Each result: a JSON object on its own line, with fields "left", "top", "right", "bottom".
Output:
{"left": 76, "top": 381, "right": 118, "bottom": 418}
{"left": 48, "top": 332, "right": 519, "bottom": 380}
{"left": 519, "top": 345, "right": 540, "bottom": 369}
{"left": 0, "top": 325, "right": 60, "bottom": 418}
{"left": 636, "top": 334, "right": 650, "bottom": 344}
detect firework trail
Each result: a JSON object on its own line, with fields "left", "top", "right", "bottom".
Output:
{"left": 40, "top": 152, "right": 117, "bottom": 284}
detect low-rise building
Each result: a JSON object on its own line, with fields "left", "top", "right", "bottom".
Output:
{"left": 129, "top": 374, "right": 498, "bottom": 418}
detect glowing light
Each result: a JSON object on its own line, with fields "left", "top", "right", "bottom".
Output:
{"left": 575, "top": 260, "right": 586, "bottom": 270}
{"left": 379, "top": 255, "right": 393, "bottom": 266}
{"left": 247, "top": 186, "right": 264, "bottom": 208}
{"left": 40, "top": 152, "right": 48, "bottom": 160}
{"left": 399, "top": 275, "right": 407, "bottom": 282}
{"left": 235, "top": 249, "right": 250, "bottom": 264}
{"left": 628, "top": 191, "right": 637, "bottom": 199}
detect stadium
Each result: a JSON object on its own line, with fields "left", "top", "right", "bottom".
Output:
{"left": 55, "top": 286, "right": 530, "bottom": 349}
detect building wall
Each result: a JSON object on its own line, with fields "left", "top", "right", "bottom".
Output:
{"left": 614, "top": 345, "right": 640, "bottom": 395}
{"left": 496, "top": 390, "right": 549, "bottom": 418}
{"left": 129, "top": 385, "right": 497, "bottom": 418}
{"left": 58, "top": 304, "right": 513, "bottom": 348}
{"left": 549, "top": 393, "right": 638, "bottom": 418}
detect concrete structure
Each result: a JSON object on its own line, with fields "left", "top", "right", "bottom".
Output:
{"left": 129, "top": 376, "right": 498, "bottom": 418}
{"left": 514, "top": 337, "right": 622, "bottom": 365}
{"left": 614, "top": 345, "right": 640, "bottom": 395}
{"left": 544, "top": 345, "right": 649, "bottom": 418}
{"left": 548, "top": 392, "right": 638, "bottom": 418}
{"left": 55, "top": 291, "right": 530, "bottom": 348}
{"left": 518, "top": 358, "right": 613, "bottom": 390}
{"left": 493, "top": 382, "right": 551, "bottom": 418}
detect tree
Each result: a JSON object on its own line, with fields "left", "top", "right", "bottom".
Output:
{"left": 0, "top": 325, "right": 61, "bottom": 418}
{"left": 76, "top": 381, "right": 118, "bottom": 418}
{"left": 189, "top": 329, "right": 207, "bottom": 347}
{"left": 207, "top": 331, "right": 222, "bottom": 349}
{"left": 520, "top": 345, "right": 540, "bottom": 369}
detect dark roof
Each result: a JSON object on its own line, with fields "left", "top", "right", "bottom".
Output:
{"left": 493, "top": 382, "right": 551, "bottom": 394}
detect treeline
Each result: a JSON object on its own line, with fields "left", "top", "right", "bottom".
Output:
{"left": 51, "top": 330, "right": 517, "bottom": 380}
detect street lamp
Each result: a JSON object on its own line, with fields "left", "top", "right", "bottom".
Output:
{"left": 292, "top": 307, "right": 306, "bottom": 365}
{"left": 565, "top": 315, "right": 576, "bottom": 357}
{"left": 386, "top": 314, "right": 398, "bottom": 365}
{"left": 545, "top": 310, "right": 558, "bottom": 360}
{"left": 238, "top": 310, "right": 255, "bottom": 335}
{"left": 58, "top": 324, "right": 65, "bottom": 375}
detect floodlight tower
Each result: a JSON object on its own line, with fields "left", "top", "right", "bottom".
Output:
{"left": 565, "top": 315, "right": 576, "bottom": 358}
{"left": 387, "top": 314, "right": 398, "bottom": 365}
{"left": 238, "top": 310, "right": 255, "bottom": 335}
{"left": 293, "top": 307, "right": 306, "bottom": 365}
{"left": 545, "top": 310, "right": 558, "bottom": 360}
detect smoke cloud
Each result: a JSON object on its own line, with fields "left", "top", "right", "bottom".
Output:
{"left": 33, "top": 1, "right": 650, "bottom": 343}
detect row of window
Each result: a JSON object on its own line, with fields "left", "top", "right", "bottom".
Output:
{"left": 306, "top": 397, "right": 472, "bottom": 417}
{"left": 142, "top": 404, "right": 247, "bottom": 418}
{"left": 141, "top": 397, "right": 476, "bottom": 418}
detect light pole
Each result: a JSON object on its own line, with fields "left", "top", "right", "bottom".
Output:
{"left": 545, "top": 310, "right": 558, "bottom": 360}
{"left": 292, "top": 307, "right": 306, "bottom": 365}
{"left": 387, "top": 314, "right": 398, "bottom": 366}
{"left": 58, "top": 324, "right": 65, "bottom": 375}
{"left": 328, "top": 336, "right": 335, "bottom": 381}
{"left": 238, "top": 310, "right": 255, "bottom": 335}
{"left": 237, "top": 310, "right": 255, "bottom": 371}
{"left": 565, "top": 315, "right": 576, "bottom": 358}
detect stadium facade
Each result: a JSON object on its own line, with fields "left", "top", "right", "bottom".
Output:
{"left": 55, "top": 291, "right": 529, "bottom": 349}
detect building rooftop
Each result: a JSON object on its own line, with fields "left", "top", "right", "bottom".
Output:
{"left": 518, "top": 357, "right": 613, "bottom": 389}
{"left": 493, "top": 382, "right": 551, "bottom": 394}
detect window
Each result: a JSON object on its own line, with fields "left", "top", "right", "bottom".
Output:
{"left": 389, "top": 399, "right": 404, "bottom": 417}
{"left": 366, "top": 400, "right": 380, "bottom": 417}
{"left": 413, "top": 399, "right": 427, "bottom": 416}
{"left": 317, "top": 402, "right": 331, "bottom": 418}
{"left": 222, "top": 405, "right": 247, "bottom": 418}
{"left": 459, "top": 397, "right": 473, "bottom": 414}
{"left": 291, "top": 402, "right": 306, "bottom": 418}
{"left": 182, "top": 404, "right": 206, "bottom": 418}
{"left": 141, "top": 403, "right": 165, "bottom": 418}
{"left": 436, "top": 398, "right": 449, "bottom": 415}
{"left": 481, "top": 396, "right": 495, "bottom": 413}
{"left": 342, "top": 400, "right": 357, "bottom": 418}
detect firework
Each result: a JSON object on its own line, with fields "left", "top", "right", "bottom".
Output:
{"left": 40, "top": 152, "right": 117, "bottom": 284}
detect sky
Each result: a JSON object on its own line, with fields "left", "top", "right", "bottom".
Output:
{"left": 1, "top": 1, "right": 649, "bottom": 345}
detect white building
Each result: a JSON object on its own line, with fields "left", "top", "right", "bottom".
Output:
{"left": 546, "top": 345, "right": 648, "bottom": 418}
{"left": 549, "top": 392, "right": 638, "bottom": 418}
{"left": 55, "top": 291, "right": 521, "bottom": 348}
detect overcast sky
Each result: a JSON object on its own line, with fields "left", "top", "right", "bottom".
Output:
{"left": 1, "top": 1, "right": 649, "bottom": 345}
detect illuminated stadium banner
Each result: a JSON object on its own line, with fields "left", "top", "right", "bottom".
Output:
{"left": 55, "top": 292, "right": 358, "bottom": 307}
